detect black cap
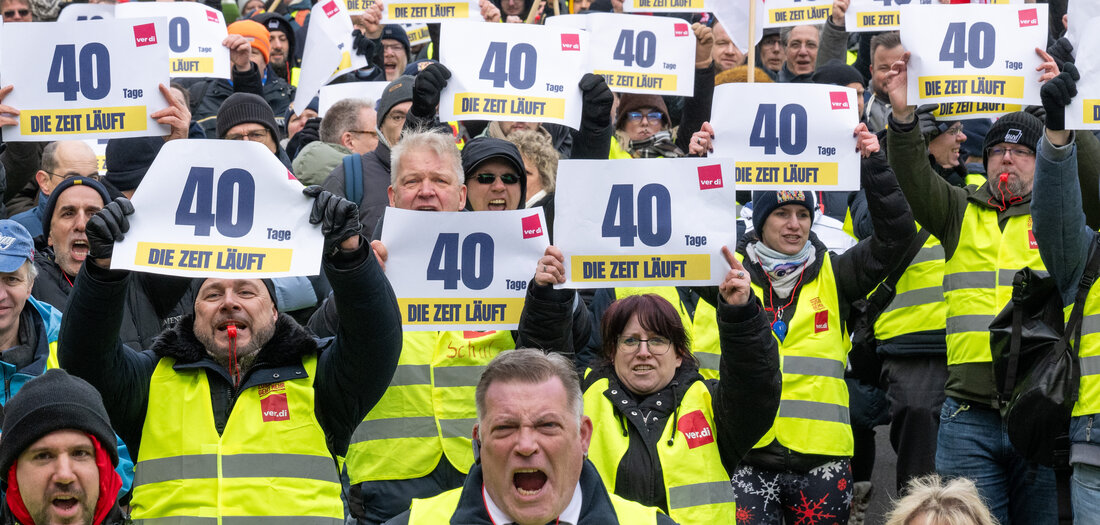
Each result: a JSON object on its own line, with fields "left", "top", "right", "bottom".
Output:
{"left": 461, "top": 137, "right": 528, "bottom": 210}
{"left": 377, "top": 75, "right": 415, "bottom": 126}
{"left": 216, "top": 92, "right": 280, "bottom": 140}
{"left": 981, "top": 111, "right": 1043, "bottom": 171}
{"left": 751, "top": 190, "right": 816, "bottom": 234}
{"left": 811, "top": 59, "right": 864, "bottom": 87}
{"left": 380, "top": 24, "right": 410, "bottom": 56}
{"left": 42, "top": 176, "right": 111, "bottom": 241}
{"left": 105, "top": 136, "right": 164, "bottom": 192}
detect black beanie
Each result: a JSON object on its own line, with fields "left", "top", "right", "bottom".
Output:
{"left": 0, "top": 369, "right": 119, "bottom": 475}
{"left": 380, "top": 24, "right": 411, "bottom": 56}
{"left": 105, "top": 136, "right": 164, "bottom": 192}
{"left": 461, "top": 137, "right": 528, "bottom": 210}
{"left": 42, "top": 176, "right": 111, "bottom": 241}
{"left": 751, "top": 190, "right": 816, "bottom": 234}
{"left": 216, "top": 92, "right": 280, "bottom": 140}
{"left": 377, "top": 76, "right": 415, "bottom": 126}
{"left": 811, "top": 59, "right": 864, "bottom": 87}
{"left": 982, "top": 111, "right": 1043, "bottom": 172}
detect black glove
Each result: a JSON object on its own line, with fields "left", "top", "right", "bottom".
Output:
{"left": 914, "top": 104, "right": 939, "bottom": 137}
{"left": 1040, "top": 62, "right": 1079, "bottom": 131}
{"left": 86, "top": 197, "right": 134, "bottom": 261}
{"left": 286, "top": 117, "right": 321, "bottom": 159}
{"left": 411, "top": 63, "right": 451, "bottom": 118}
{"left": 352, "top": 29, "right": 375, "bottom": 58}
{"left": 579, "top": 73, "right": 613, "bottom": 131}
{"left": 303, "top": 185, "right": 362, "bottom": 255}
{"left": 1024, "top": 104, "right": 1047, "bottom": 123}
{"left": 1047, "top": 37, "right": 1074, "bottom": 70}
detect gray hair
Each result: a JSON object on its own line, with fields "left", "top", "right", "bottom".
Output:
{"left": 21, "top": 260, "right": 37, "bottom": 284}
{"left": 884, "top": 475, "right": 998, "bottom": 525}
{"left": 389, "top": 129, "right": 463, "bottom": 187}
{"left": 476, "top": 349, "right": 583, "bottom": 425}
{"left": 780, "top": 24, "right": 823, "bottom": 46}
{"left": 320, "top": 98, "right": 374, "bottom": 144}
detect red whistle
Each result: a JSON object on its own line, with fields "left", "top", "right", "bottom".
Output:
{"left": 227, "top": 324, "right": 237, "bottom": 339}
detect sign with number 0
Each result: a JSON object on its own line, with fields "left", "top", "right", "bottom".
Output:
{"left": 381, "top": 208, "right": 549, "bottom": 331}
{"left": 112, "top": 140, "right": 324, "bottom": 278}
{"left": 116, "top": 2, "right": 230, "bottom": 79}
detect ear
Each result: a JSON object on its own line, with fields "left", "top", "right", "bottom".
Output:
{"left": 387, "top": 186, "right": 396, "bottom": 207}
{"left": 458, "top": 184, "right": 467, "bottom": 209}
{"left": 34, "top": 170, "right": 50, "bottom": 193}
{"left": 341, "top": 132, "right": 355, "bottom": 150}
{"left": 579, "top": 415, "right": 593, "bottom": 455}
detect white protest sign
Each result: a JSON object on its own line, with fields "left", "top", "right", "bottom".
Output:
{"left": 381, "top": 208, "right": 549, "bottom": 331}
{"left": 844, "top": 0, "right": 933, "bottom": 33}
{"left": 553, "top": 158, "right": 736, "bottom": 289}
{"left": 112, "top": 140, "right": 324, "bottom": 278}
{"left": 440, "top": 21, "right": 586, "bottom": 129}
{"left": 1, "top": 19, "right": 170, "bottom": 142}
{"left": 932, "top": 101, "right": 1021, "bottom": 121}
{"left": 762, "top": 0, "right": 831, "bottom": 28}
{"left": 381, "top": 0, "right": 479, "bottom": 23}
{"left": 711, "top": 83, "right": 860, "bottom": 191}
{"left": 344, "top": 0, "right": 375, "bottom": 14}
{"left": 116, "top": 2, "right": 230, "bottom": 79}
{"left": 713, "top": 0, "right": 765, "bottom": 51}
{"left": 903, "top": 4, "right": 1046, "bottom": 106}
{"left": 403, "top": 23, "right": 431, "bottom": 46}
{"left": 547, "top": 13, "right": 695, "bottom": 97}
{"left": 1065, "top": 0, "right": 1100, "bottom": 59}
{"left": 293, "top": 0, "right": 369, "bottom": 115}
{"left": 1065, "top": 27, "right": 1100, "bottom": 130}
{"left": 57, "top": 3, "right": 114, "bottom": 22}
{"left": 318, "top": 81, "right": 389, "bottom": 116}
{"left": 624, "top": 0, "right": 709, "bottom": 12}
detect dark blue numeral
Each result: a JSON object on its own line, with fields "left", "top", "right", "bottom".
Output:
{"left": 602, "top": 184, "right": 637, "bottom": 247}
{"left": 940, "top": 22, "right": 995, "bottom": 69}
{"left": 636, "top": 184, "right": 671, "bottom": 247}
{"left": 169, "top": 17, "right": 190, "bottom": 53}
{"left": 750, "top": 103, "right": 779, "bottom": 155}
{"left": 461, "top": 232, "right": 494, "bottom": 290}
{"left": 175, "top": 167, "right": 256, "bottom": 237}
{"left": 613, "top": 30, "right": 657, "bottom": 68}
{"left": 175, "top": 167, "right": 216, "bottom": 236}
{"left": 479, "top": 41, "right": 537, "bottom": 90}
{"left": 47, "top": 43, "right": 111, "bottom": 101}
{"left": 750, "top": 103, "right": 807, "bottom": 155}
{"left": 47, "top": 44, "right": 79, "bottom": 101}
{"left": 479, "top": 41, "right": 508, "bottom": 88}
{"left": 427, "top": 233, "right": 461, "bottom": 289}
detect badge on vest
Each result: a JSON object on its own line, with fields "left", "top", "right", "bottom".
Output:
{"left": 814, "top": 310, "right": 829, "bottom": 333}
{"left": 677, "top": 410, "right": 715, "bottom": 449}
{"left": 259, "top": 382, "right": 290, "bottom": 422}
{"left": 1028, "top": 229, "right": 1038, "bottom": 249}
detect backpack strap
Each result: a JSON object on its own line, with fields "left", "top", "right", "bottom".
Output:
{"left": 342, "top": 153, "right": 364, "bottom": 205}
{"left": 1066, "top": 235, "right": 1100, "bottom": 359}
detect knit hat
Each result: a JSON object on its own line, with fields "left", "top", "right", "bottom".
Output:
{"left": 0, "top": 221, "right": 35, "bottom": 273}
{"left": 751, "top": 190, "right": 816, "bottom": 234}
{"left": 615, "top": 94, "right": 671, "bottom": 131}
{"left": 377, "top": 75, "right": 415, "bottom": 126}
{"left": 228, "top": 20, "right": 271, "bottom": 64}
{"left": 380, "top": 24, "right": 411, "bottom": 56}
{"left": 216, "top": 92, "right": 280, "bottom": 140}
{"left": 251, "top": 12, "right": 296, "bottom": 62}
{"left": 981, "top": 111, "right": 1043, "bottom": 171}
{"left": 0, "top": 369, "right": 119, "bottom": 476}
{"left": 105, "top": 136, "right": 164, "bottom": 192}
{"left": 27, "top": 0, "right": 59, "bottom": 20}
{"left": 41, "top": 177, "right": 111, "bottom": 241}
{"left": 811, "top": 59, "right": 864, "bottom": 87}
{"left": 461, "top": 137, "right": 528, "bottom": 210}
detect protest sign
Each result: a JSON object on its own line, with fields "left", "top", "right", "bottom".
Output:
{"left": 292, "top": 0, "right": 369, "bottom": 115}
{"left": 318, "top": 81, "right": 389, "bottom": 116}
{"left": 381, "top": 0, "right": 479, "bottom": 23}
{"left": 116, "top": 2, "right": 230, "bottom": 78}
{"left": 762, "top": 0, "right": 831, "bottom": 28}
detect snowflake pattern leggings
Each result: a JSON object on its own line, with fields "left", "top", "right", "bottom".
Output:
{"left": 730, "top": 459, "right": 853, "bottom": 525}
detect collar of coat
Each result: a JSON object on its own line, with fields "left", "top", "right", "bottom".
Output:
{"left": 150, "top": 313, "right": 318, "bottom": 369}
{"left": 449, "top": 461, "right": 623, "bottom": 525}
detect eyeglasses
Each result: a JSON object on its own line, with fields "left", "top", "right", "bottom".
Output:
{"left": 626, "top": 111, "right": 663, "bottom": 123}
{"left": 473, "top": 173, "right": 520, "bottom": 185}
{"left": 617, "top": 336, "right": 672, "bottom": 355}
{"left": 382, "top": 43, "right": 406, "bottom": 54}
{"left": 47, "top": 171, "right": 100, "bottom": 181}
{"left": 225, "top": 129, "right": 270, "bottom": 142}
{"left": 988, "top": 146, "right": 1034, "bottom": 158}
{"left": 3, "top": 8, "right": 29, "bottom": 18}
{"left": 943, "top": 125, "right": 964, "bottom": 136}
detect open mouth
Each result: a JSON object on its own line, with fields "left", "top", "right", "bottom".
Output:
{"left": 217, "top": 320, "right": 247, "bottom": 334}
{"left": 71, "top": 240, "right": 89, "bottom": 260}
{"left": 384, "top": 59, "right": 397, "bottom": 75}
{"left": 486, "top": 199, "right": 508, "bottom": 211}
{"left": 632, "top": 364, "right": 655, "bottom": 373}
{"left": 513, "top": 469, "right": 547, "bottom": 496}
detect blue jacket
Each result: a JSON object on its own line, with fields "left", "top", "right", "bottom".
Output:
{"left": 8, "top": 195, "right": 47, "bottom": 240}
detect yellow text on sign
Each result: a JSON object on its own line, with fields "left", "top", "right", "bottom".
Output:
{"left": 452, "top": 93, "right": 566, "bottom": 120}
{"left": 633, "top": 0, "right": 705, "bottom": 9}
{"left": 734, "top": 162, "right": 839, "bottom": 186}
{"left": 400, "top": 297, "right": 526, "bottom": 325}
{"left": 855, "top": 10, "right": 899, "bottom": 28}
{"left": 135, "top": 242, "right": 293, "bottom": 273}
{"left": 388, "top": 2, "right": 469, "bottom": 19}
{"left": 20, "top": 106, "right": 147, "bottom": 136}
{"left": 594, "top": 70, "right": 677, "bottom": 92}
{"left": 918, "top": 75, "right": 1025, "bottom": 99}
{"left": 171, "top": 57, "right": 214, "bottom": 75}
{"left": 769, "top": 5, "right": 831, "bottom": 24}
{"left": 570, "top": 254, "right": 711, "bottom": 283}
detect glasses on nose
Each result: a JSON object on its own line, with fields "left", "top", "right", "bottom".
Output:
{"left": 47, "top": 171, "right": 101, "bottom": 181}
{"left": 626, "top": 111, "right": 663, "bottom": 124}
{"left": 944, "top": 125, "right": 964, "bottom": 136}
{"left": 225, "top": 129, "right": 270, "bottom": 142}
{"left": 474, "top": 173, "right": 520, "bottom": 185}
{"left": 617, "top": 336, "right": 672, "bottom": 355}
{"left": 382, "top": 43, "right": 405, "bottom": 54}
{"left": 988, "top": 146, "right": 1034, "bottom": 159}
{"left": 3, "top": 8, "right": 29, "bottom": 18}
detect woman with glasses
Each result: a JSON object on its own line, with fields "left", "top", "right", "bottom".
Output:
{"left": 612, "top": 94, "right": 685, "bottom": 158}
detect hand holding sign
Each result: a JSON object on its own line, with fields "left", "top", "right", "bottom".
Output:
{"left": 534, "top": 245, "right": 566, "bottom": 286}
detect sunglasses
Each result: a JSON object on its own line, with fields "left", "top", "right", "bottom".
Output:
{"left": 626, "top": 111, "right": 663, "bottom": 123}
{"left": 3, "top": 8, "right": 28, "bottom": 18}
{"left": 473, "top": 173, "right": 520, "bottom": 185}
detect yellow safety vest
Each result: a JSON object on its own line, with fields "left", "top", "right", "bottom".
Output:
{"left": 944, "top": 206, "right": 1045, "bottom": 366}
{"left": 407, "top": 484, "right": 660, "bottom": 524}
{"left": 614, "top": 287, "right": 720, "bottom": 379}
{"left": 1073, "top": 284, "right": 1100, "bottom": 417}
{"left": 131, "top": 355, "right": 343, "bottom": 523}
{"left": 750, "top": 255, "right": 853, "bottom": 456}
{"left": 584, "top": 375, "right": 735, "bottom": 524}
{"left": 874, "top": 226, "right": 947, "bottom": 340}
{"left": 609, "top": 136, "right": 634, "bottom": 159}
{"left": 345, "top": 330, "right": 514, "bottom": 484}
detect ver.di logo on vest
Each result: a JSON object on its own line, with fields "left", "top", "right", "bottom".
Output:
{"left": 259, "top": 382, "right": 290, "bottom": 422}
{"left": 677, "top": 410, "right": 714, "bottom": 449}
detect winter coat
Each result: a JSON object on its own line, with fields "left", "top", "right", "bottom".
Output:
{"left": 293, "top": 141, "right": 351, "bottom": 186}
{"left": 321, "top": 141, "right": 392, "bottom": 237}
{"left": 192, "top": 63, "right": 295, "bottom": 138}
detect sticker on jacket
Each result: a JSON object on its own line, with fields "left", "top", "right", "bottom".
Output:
{"left": 814, "top": 310, "right": 829, "bottom": 333}
{"left": 259, "top": 382, "right": 290, "bottom": 422}
{"left": 678, "top": 410, "right": 715, "bottom": 449}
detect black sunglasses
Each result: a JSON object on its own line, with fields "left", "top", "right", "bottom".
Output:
{"left": 474, "top": 173, "right": 520, "bottom": 185}
{"left": 3, "top": 8, "right": 28, "bottom": 17}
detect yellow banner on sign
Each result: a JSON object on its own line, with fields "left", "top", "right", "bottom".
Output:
{"left": 388, "top": 2, "right": 469, "bottom": 19}
{"left": 452, "top": 92, "right": 566, "bottom": 119}
{"left": 20, "top": 106, "right": 147, "bottom": 136}
{"left": 344, "top": 0, "right": 375, "bottom": 10}
{"left": 633, "top": 0, "right": 705, "bottom": 9}
{"left": 933, "top": 101, "right": 1022, "bottom": 119}
{"left": 594, "top": 70, "right": 677, "bottom": 92}
{"left": 1083, "top": 100, "right": 1100, "bottom": 124}
{"left": 171, "top": 57, "right": 215, "bottom": 75}
{"left": 768, "top": 5, "right": 831, "bottom": 24}
{"left": 570, "top": 254, "right": 710, "bottom": 283}
{"left": 134, "top": 242, "right": 293, "bottom": 273}
{"left": 733, "top": 162, "right": 839, "bottom": 186}
{"left": 917, "top": 75, "right": 1025, "bottom": 99}
{"left": 400, "top": 297, "right": 526, "bottom": 325}
{"left": 406, "top": 25, "right": 431, "bottom": 44}
{"left": 854, "top": 10, "right": 899, "bottom": 28}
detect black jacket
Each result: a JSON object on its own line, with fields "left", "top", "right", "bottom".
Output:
{"left": 57, "top": 242, "right": 402, "bottom": 461}
{"left": 192, "top": 63, "right": 295, "bottom": 138}
{"left": 321, "top": 141, "right": 393, "bottom": 237}
{"left": 384, "top": 461, "right": 678, "bottom": 525}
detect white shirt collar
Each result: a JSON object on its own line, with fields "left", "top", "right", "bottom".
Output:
{"left": 482, "top": 482, "right": 583, "bottom": 525}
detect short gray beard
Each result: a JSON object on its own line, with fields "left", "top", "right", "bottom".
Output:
{"left": 197, "top": 320, "right": 276, "bottom": 378}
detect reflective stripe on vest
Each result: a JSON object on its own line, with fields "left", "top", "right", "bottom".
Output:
{"left": 748, "top": 254, "right": 853, "bottom": 456}
{"left": 874, "top": 228, "right": 947, "bottom": 340}
{"left": 407, "top": 486, "right": 660, "bottom": 524}
{"left": 943, "top": 206, "right": 1045, "bottom": 366}
{"left": 584, "top": 376, "right": 735, "bottom": 524}
{"left": 614, "top": 287, "right": 720, "bottom": 379}
{"left": 345, "top": 330, "right": 514, "bottom": 484}
{"left": 1073, "top": 299, "right": 1100, "bottom": 416}
{"left": 131, "top": 355, "right": 342, "bottom": 523}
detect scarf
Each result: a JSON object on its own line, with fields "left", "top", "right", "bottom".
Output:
{"left": 746, "top": 240, "right": 815, "bottom": 299}
{"left": 625, "top": 130, "right": 684, "bottom": 158}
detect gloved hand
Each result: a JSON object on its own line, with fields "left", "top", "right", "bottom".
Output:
{"left": 303, "top": 186, "right": 362, "bottom": 255}
{"left": 286, "top": 117, "right": 321, "bottom": 159}
{"left": 579, "top": 73, "right": 613, "bottom": 131}
{"left": 914, "top": 104, "right": 939, "bottom": 137}
{"left": 1040, "top": 62, "right": 1079, "bottom": 131}
{"left": 411, "top": 63, "right": 452, "bottom": 118}
{"left": 352, "top": 29, "right": 375, "bottom": 58}
{"left": 86, "top": 197, "right": 135, "bottom": 261}
{"left": 1047, "top": 37, "right": 1074, "bottom": 70}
